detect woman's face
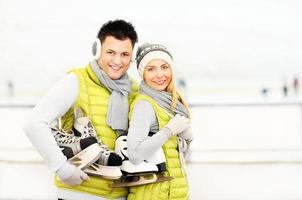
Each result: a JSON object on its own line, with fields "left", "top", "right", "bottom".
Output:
{"left": 143, "top": 59, "right": 172, "bottom": 91}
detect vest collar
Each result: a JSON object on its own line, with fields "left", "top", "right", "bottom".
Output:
{"left": 86, "top": 62, "right": 102, "bottom": 86}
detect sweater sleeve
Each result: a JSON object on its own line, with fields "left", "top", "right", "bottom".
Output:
{"left": 23, "top": 73, "right": 78, "bottom": 172}
{"left": 127, "top": 100, "right": 171, "bottom": 165}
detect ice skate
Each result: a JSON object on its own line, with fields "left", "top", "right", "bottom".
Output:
{"left": 72, "top": 108, "right": 123, "bottom": 180}
{"left": 113, "top": 135, "right": 164, "bottom": 187}
{"left": 146, "top": 147, "right": 173, "bottom": 184}
{"left": 51, "top": 126, "right": 101, "bottom": 169}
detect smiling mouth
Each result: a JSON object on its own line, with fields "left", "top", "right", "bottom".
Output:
{"left": 109, "top": 65, "right": 122, "bottom": 71}
{"left": 154, "top": 80, "right": 167, "bottom": 85}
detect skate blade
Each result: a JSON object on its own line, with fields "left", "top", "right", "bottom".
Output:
{"left": 68, "top": 143, "right": 101, "bottom": 169}
{"left": 112, "top": 173, "right": 174, "bottom": 187}
{"left": 123, "top": 171, "right": 157, "bottom": 176}
{"left": 112, "top": 174, "right": 158, "bottom": 187}
{"left": 154, "top": 173, "right": 174, "bottom": 183}
{"left": 84, "top": 164, "right": 122, "bottom": 180}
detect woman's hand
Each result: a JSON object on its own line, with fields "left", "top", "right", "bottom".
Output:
{"left": 179, "top": 127, "right": 193, "bottom": 142}
{"left": 163, "top": 114, "right": 191, "bottom": 137}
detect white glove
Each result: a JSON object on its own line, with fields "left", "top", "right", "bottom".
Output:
{"left": 56, "top": 161, "right": 89, "bottom": 186}
{"left": 179, "top": 127, "right": 193, "bottom": 142}
{"left": 164, "top": 114, "right": 190, "bottom": 137}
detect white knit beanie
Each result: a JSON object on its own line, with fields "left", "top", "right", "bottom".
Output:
{"left": 136, "top": 43, "right": 174, "bottom": 78}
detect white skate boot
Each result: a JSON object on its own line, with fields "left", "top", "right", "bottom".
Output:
{"left": 112, "top": 135, "right": 160, "bottom": 187}
{"left": 51, "top": 127, "right": 101, "bottom": 170}
{"left": 72, "top": 108, "right": 122, "bottom": 180}
{"left": 146, "top": 147, "right": 173, "bottom": 183}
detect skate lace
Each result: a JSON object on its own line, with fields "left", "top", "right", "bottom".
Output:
{"left": 100, "top": 143, "right": 110, "bottom": 151}
{"left": 99, "top": 146, "right": 110, "bottom": 160}
{"left": 51, "top": 127, "right": 78, "bottom": 144}
{"left": 73, "top": 118, "right": 114, "bottom": 157}
{"left": 82, "top": 123, "right": 111, "bottom": 154}
{"left": 82, "top": 122, "right": 97, "bottom": 138}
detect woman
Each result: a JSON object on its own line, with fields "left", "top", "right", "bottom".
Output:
{"left": 126, "top": 43, "right": 193, "bottom": 200}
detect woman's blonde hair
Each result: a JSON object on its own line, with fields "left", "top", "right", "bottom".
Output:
{"left": 166, "top": 71, "right": 191, "bottom": 119}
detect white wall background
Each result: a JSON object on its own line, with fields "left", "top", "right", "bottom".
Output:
{"left": 1, "top": 0, "right": 302, "bottom": 99}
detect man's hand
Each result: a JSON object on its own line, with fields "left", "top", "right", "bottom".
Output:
{"left": 56, "top": 161, "right": 89, "bottom": 186}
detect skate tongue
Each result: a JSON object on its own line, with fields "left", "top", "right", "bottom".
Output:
{"left": 74, "top": 117, "right": 90, "bottom": 133}
{"left": 77, "top": 117, "right": 90, "bottom": 126}
{"left": 74, "top": 108, "right": 84, "bottom": 118}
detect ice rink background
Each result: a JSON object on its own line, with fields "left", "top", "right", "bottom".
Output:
{"left": 1, "top": 102, "right": 302, "bottom": 199}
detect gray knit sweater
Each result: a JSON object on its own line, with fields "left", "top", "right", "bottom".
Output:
{"left": 127, "top": 100, "right": 171, "bottom": 164}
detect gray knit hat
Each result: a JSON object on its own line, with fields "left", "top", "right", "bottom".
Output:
{"left": 136, "top": 43, "right": 173, "bottom": 78}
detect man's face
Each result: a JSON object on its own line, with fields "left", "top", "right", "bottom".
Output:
{"left": 98, "top": 36, "right": 133, "bottom": 80}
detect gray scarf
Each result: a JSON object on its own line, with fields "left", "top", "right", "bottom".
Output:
{"left": 139, "top": 81, "right": 188, "bottom": 118}
{"left": 90, "top": 60, "right": 131, "bottom": 131}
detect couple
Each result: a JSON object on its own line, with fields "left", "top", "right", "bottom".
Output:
{"left": 24, "top": 19, "right": 193, "bottom": 200}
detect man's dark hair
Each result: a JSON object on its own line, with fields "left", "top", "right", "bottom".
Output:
{"left": 97, "top": 19, "right": 138, "bottom": 48}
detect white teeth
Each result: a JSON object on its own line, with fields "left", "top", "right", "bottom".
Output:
{"left": 155, "top": 80, "right": 166, "bottom": 84}
{"left": 110, "top": 65, "right": 121, "bottom": 70}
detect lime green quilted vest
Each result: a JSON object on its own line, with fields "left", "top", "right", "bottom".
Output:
{"left": 127, "top": 94, "right": 189, "bottom": 200}
{"left": 54, "top": 63, "right": 138, "bottom": 199}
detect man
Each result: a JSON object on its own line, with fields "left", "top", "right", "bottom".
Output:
{"left": 24, "top": 19, "right": 138, "bottom": 200}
